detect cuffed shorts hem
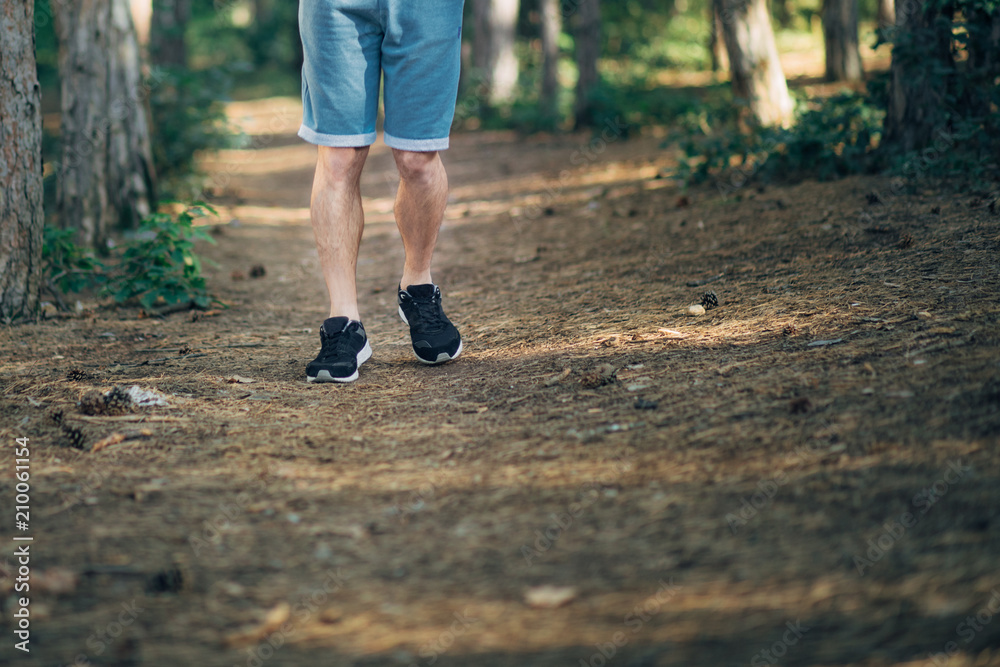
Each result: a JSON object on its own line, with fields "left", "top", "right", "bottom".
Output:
{"left": 297, "top": 125, "right": 376, "bottom": 148}
{"left": 383, "top": 132, "right": 450, "bottom": 152}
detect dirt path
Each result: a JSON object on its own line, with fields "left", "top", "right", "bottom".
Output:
{"left": 2, "top": 99, "right": 999, "bottom": 667}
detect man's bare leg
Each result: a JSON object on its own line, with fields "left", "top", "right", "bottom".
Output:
{"left": 392, "top": 149, "right": 449, "bottom": 288}
{"left": 310, "top": 146, "right": 370, "bottom": 320}
{"left": 392, "top": 148, "right": 462, "bottom": 364}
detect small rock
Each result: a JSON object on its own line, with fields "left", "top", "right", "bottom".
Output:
{"left": 686, "top": 304, "right": 706, "bottom": 317}
{"left": 524, "top": 585, "right": 577, "bottom": 609}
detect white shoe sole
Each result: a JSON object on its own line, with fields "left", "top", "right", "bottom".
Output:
{"left": 398, "top": 306, "right": 462, "bottom": 365}
{"left": 306, "top": 340, "right": 372, "bottom": 383}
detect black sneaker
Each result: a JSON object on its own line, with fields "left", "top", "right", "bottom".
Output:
{"left": 397, "top": 284, "right": 462, "bottom": 365}
{"left": 306, "top": 317, "right": 372, "bottom": 383}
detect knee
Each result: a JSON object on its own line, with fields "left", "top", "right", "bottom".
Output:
{"left": 317, "top": 146, "right": 369, "bottom": 182}
{"left": 393, "top": 150, "right": 440, "bottom": 184}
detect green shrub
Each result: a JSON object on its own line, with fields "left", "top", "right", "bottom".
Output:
{"left": 105, "top": 205, "right": 219, "bottom": 310}
{"left": 42, "top": 227, "right": 106, "bottom": 299}
{"left": 147, "top": 66, "right": 242, "bottom": 198}
{"left": 671, "top": 91, "right": 885, "bottom": 190}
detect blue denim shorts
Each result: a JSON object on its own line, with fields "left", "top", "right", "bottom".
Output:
{"left": 298, "top": 0, "right": 465, "bottom": 151}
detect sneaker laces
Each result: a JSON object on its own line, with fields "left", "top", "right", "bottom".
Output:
{"left": 408, "top": 292, "right": 448, "bottom": 335}
{"left": 317, "top": 328, "right": 356, "bottom": 362}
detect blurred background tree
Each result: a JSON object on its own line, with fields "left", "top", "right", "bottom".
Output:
{"left": 23, "top": 0, "right": 999, "bottom": 252}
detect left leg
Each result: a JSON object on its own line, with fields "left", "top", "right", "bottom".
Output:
{"left": 392, "top": 149, "right": 449, "bottom": 289}
{"left": 382, "top": 0, "right": 465, "bottom": 364}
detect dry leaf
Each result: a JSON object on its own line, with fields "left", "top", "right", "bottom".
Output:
{"left": 91, "top": 432, "right": 126, "bottom": 453}
{"left": 224, "top": 602, "right": 291, "bottom": 648}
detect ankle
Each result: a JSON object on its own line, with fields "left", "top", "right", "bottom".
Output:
{"left": 329, "top": 308, "right": 361, "bottom": 321}
{"left": 400, "top": 272, "right": 433, "bottom": 289}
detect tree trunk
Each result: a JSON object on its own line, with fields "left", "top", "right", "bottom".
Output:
{"left": 714, "top": 0, "right": 794, "bottom": 127}
{"left": 822, "top": 0, "right": 862, "bottom": 82}
{"left": 131, "top": 0, "right": 153, "bottom": 47}
{"left": 573, "top": 0, "right": 601, "bottom": 127}
{"left": 53, "top": 0, "right": 156, "bottom": 250}
{"left": 150, "top": 0, "right": 188, "bottom": 68}
{"left": 710, "top": 4, "right": 729, "bottom": 72}
{"left": 876, "top": 0, "right": 894, "bottom": 33}
{"left": 472, "top": 0, "right": 521, "bottom": 105}
{"left": 882, "top": 2, "right": 954, "bottom": 154}
{"left": 540, "top": 0, "right": 561, "bottom": 114}
{"left": 108, "top": 0, "right": 157, "bottom": 230}
{"left": 1, "top": 0, "right": 45, "bottom": 321}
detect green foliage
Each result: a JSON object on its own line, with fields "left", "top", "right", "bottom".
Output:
{"left": 671, "top": 91, "right": 885, "bottom": 189}
{"left": 105, "top": 205, "right": 219, "bottom": 310}
{"left": 42, "top": 206, "right": 220, "bottom": 311}
{"left": 148, "top": 66, "right": 241, "bottom": 197}
{"left": 42, "top": 227, "right": 106, "bottom": 296}
{"left": 875, "top": 0, "right": 1000, "bottom": 185}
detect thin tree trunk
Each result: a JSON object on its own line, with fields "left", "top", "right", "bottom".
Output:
{"left": 108, "top": 0, "right": 157, "bottom": 230}
{"left": 150, "top": 0, "right": 188, "bottom": 68}
{"left": 573, "top": 0, "right": 601, "bottom": 127}
{"left": 131, "top": 0, "right": 153, "bottom": 47}
{"left": 714, "top": 0, "right": 794, "bottom": 127}
{"left": 1, "top": 0, "right": 45, "bottom": 320}
{"left": 540, "top": 0, "right": 562, "bottom": 114}
{"left": 473, "top": 0, "right": 521, "bottom": 105}
{"left": 882, "top": 2, "right": 954, "bottom": 154}
{"left": 710, "top": 4, "right": 729, "bottom": 72}
{"left": 822, "top": 0, "right": 863, "bottom": 82}
{"left": 53, "top": 0, "right": 156, "bottom": 250}
{"left": 876, "top": 0, "right": 895, "bottom": 33}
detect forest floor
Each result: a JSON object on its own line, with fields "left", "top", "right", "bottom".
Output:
{"left": 3, "top": 81, "right": 1000, "bottom": 666}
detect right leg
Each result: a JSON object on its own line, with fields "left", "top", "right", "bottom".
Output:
{"left": 310, "top": 146, "right": 370, "bottom": 321}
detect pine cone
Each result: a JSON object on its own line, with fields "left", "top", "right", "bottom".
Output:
{"left": 62, "top": 425, "right": 86, "bottom": 450}
{"left": 66, "top": 368, "right": 88, "bottom": 381}
{"left": 580, "top": 363, "right": 616, "bottom": 389}
{"left": 700, "top": 291, "right": 719, "bottom": 310}
{"left": 103, "top": 386, "right": 134, "bottom": 416}
{"left": 79, "top": 390, "right": 107, "bottom": 416}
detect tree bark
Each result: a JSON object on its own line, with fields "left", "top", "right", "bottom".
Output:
{"left": 710, "top": 3, "right": 729, "bottom": 72}
{"left": 876, "top": 0, "right": 894, "bottom": 33}
{"left": 130, "top": 0, "right": 152, "bottom": 47}
{"left": 822, "top": 0, "right": 863, "bottom": 82}
{"left": 882, "top": 2, "right": 954, "bottom": 154}
{"left": 53, "top": 0, "right": 156, "bottom": 250}
{"left": 472, "top": 0, "right": 521, "bottom": 105}
{"left": 714, "top": 0, "right": 794, "bottom": 127}
{"left": 150, "top": 0, "right": 188, "bottom": 68}
{"left": 540, "top": 0, "right": 562, "bottom": 114}
{"left": 572, "top": 0, "right": 600, "bottom": 127}
{"left": 1, "top": 0, "right": 45, "bottom": 320}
